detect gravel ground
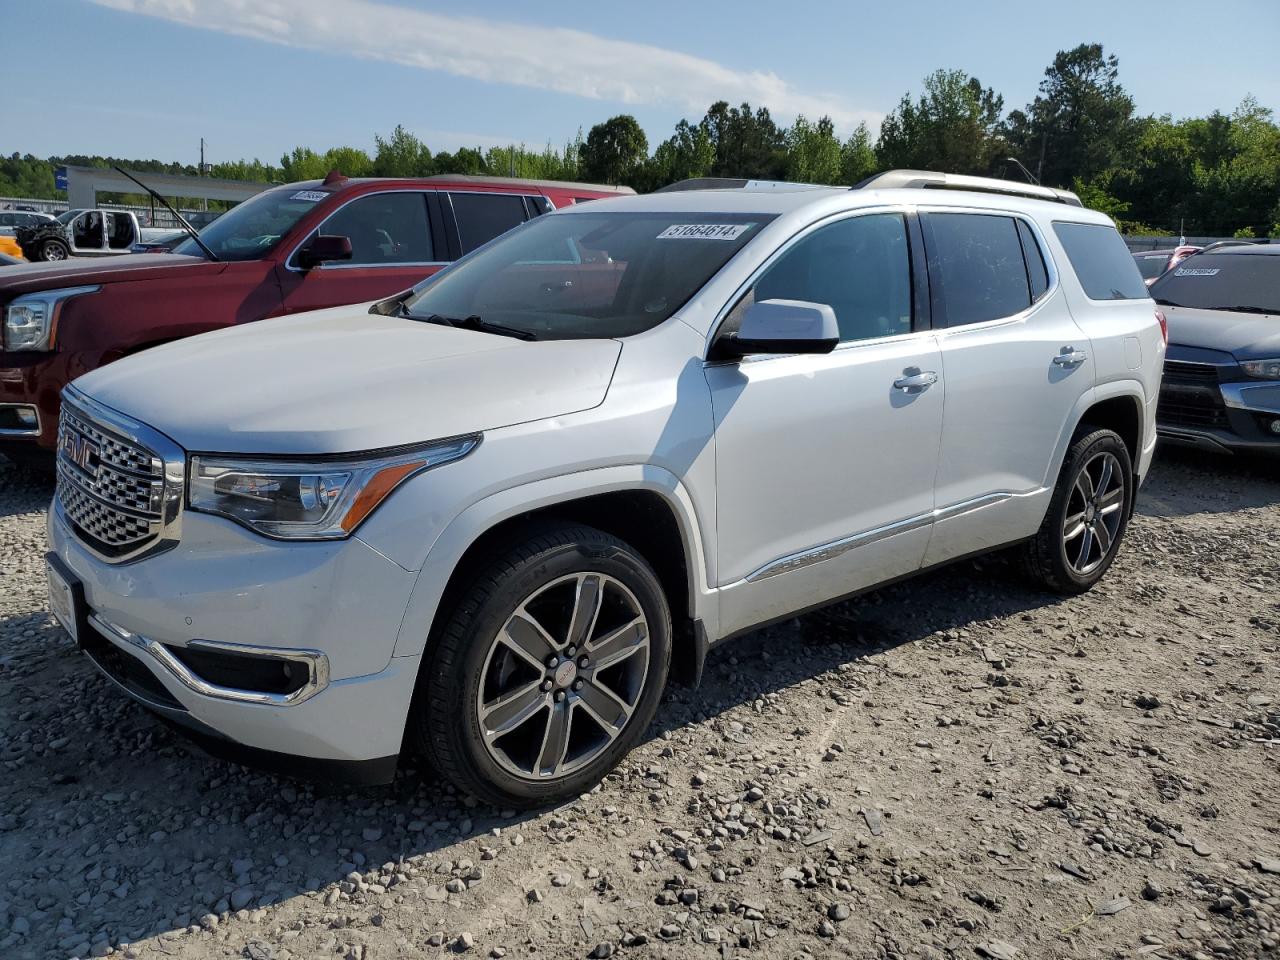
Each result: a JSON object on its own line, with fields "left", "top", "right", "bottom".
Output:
{"left": 0, "top": 449, "right": 1277, "bottom": 960}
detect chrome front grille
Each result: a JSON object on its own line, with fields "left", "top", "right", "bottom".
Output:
{"left": 55, "top": 393, "right": 183, "bottom": 562}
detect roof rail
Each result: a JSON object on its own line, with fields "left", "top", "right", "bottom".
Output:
{"left": 419, "top": 173, "right": 635, "bottom": 194}
{"left": 855, "top": 169, "right": 1083, "bottom": 207}
{"left": 655, "top": 177, "right": 835, "bottom": 193}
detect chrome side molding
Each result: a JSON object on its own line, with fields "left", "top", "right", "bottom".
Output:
{"left": 744, "top": 489, "right": 1046, "bottom": 582}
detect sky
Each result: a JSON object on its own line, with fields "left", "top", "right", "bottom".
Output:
{"left": 3, "top": 0, "right": 1279, "bottom": 167}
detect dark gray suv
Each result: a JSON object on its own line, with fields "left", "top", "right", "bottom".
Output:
{"left": 1152, "top": 244, "right": 1280, "bottom": 453}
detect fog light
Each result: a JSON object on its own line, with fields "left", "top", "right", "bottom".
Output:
{"left": 1270, "top": 419, "right": 1280, "bottom": 435}
{"left": 16, "top": 407, "right": 36, "bottom": 427}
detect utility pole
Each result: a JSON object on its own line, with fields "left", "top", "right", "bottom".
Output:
{"left": 200, "top": 138, "right": 208, "bottom": 211}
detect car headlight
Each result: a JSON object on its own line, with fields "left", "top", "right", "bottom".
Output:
{"left": 2, "top": 286, "right": 100, "bottom": 351}
{"left": 188, "top": 436, "right": 480, "bottom": 539}
{"left": 1240, "top": 358, "right": 1280, "bottom": 380}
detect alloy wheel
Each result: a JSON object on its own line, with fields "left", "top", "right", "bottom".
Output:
{"left": 1062, "top": 450, "right": 1125, "bottom": 575}
{"left": 476, "top": 572, "right": 650, "bottom": 781}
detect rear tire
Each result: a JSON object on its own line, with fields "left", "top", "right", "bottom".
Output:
{"left": 1021, "top": 428, "right": 1133, "bottom": 595}
{"left": 411, "top": 523, "right": 671, "bottom": 808}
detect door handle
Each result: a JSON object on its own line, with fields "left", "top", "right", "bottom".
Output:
{"left": 893, "top": 371, "right": 938, "bottom": 392}
{"left": 1053, "top": 346, "right": 1088, "bottom": 367}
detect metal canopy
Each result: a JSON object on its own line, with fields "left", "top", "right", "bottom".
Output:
{"left": 63, "top": 165, "right": 270, "bottom": 210}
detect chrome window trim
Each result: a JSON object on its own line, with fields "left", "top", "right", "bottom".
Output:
{"left": 57, "top": 385, "right": 185, "bottom": 564}
{"left": 0, "top": 403, "right": 41, "bottom": 437}
{"left": 744, "top": 488, "right": 1047, "bottom": 582}
{"left": 88, "top": 613, "right": 331, "bottom": 707}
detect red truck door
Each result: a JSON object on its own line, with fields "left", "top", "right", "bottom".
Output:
{"left": 276, "top": 189, "right": 447, "bottom": 313}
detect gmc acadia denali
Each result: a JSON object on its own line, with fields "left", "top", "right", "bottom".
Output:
{"left": 45, "top": 171, "right": 1165, "bottom": 807}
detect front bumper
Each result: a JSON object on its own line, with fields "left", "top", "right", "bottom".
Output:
{"left": 0, "top": 351, "right": 71, "bottom": 452}
{"left": 1157, "top": 361, "right": 1280, "bottom": 455}
{"left": 48, "top": 502, "right": 423, "bottom": 773}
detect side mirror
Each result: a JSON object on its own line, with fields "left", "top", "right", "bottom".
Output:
{"left": 298, "top": 234, "right": 353, "bottom": 270}
{"left": 717, "top": 299, "right": 839, "bottom": 359}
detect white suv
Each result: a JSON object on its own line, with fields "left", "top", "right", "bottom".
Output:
{"left": 45, "top": 171, "right": 1165, "bottom": 807}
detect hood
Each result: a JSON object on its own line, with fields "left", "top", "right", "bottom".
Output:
{"left": 1163, "top": 304, "right": 1280, "bottom": 360}
{"left": 73, "top": 304, "right": 622, "bottom": 454}
{"left": 0, "top": 254, "right": 219, "bottom": 295}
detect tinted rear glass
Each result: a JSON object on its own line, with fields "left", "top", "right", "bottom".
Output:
{"left": 1053, "top": 222, "right": 1149, "bottom": 300}
{"left": 1135, "top": 254, "right": 1170, "bottom": 280}
{"left": 1149, "top": 253, "right": 1280, "bottom": 315}
{"left": 927, "top": 213, "right": 1031, "bottom": 326}
{"left": 450, "top": 192, "right": 528, "bottom": 254}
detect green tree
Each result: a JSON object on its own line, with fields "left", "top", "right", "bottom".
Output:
{"left": 322, "top": 146, "right": 373, "bottom": 177}
{"left": 372, "top": 125, "right": 433, "bottom": 177}
{"left": 1004, "top": 43, "right": 1135, "bottom": 188}
{"left": 785, "top": 115, "right": 843, "bottom": 184}
{"left": 280, "top": 147, "right": 329, "bottom": 181}
{"left": 641, "top": 119, "right": 715, "bottom": 190}
{"left": 432, "top": 147, "right": 487, "bottom": 176}
{"left": 840, "top": 122, "right": 878, "bottom": 185}
{"left": 875, "top": 69, "right": 1005, "bottom": 174}
{"left": 579, "top": 115, "right": 648, "bottom": 186}
{"left": 699, "top": 101, "right": 788, "bottom": 180}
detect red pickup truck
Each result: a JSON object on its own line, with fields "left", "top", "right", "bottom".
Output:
{"left": 0, "top": 173, "right": 631, "bottom": 464}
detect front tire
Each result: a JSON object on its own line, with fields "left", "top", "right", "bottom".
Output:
{"left": 412, "top": 524, "right": 671, "bottom": 808}
{"left": 40, "top": 239, "right": 69, "bottom": 262}
{"left": 1021, "top": 428, "right": 1133, "bottom": 594}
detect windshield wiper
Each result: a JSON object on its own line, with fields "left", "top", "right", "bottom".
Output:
{"left": 1218, "top": 305, "right": 1276, "bottom": 315}
{"left": 112, "top": 165, "right": 219, "bottom": 262}
{"left": 417, "top": 313, "right": 537, "bottom": 341}
{"left": 1152, "top": 297, "right": 1179, "bottom": 306}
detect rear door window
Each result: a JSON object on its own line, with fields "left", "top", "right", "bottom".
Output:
{"left": 450, "top": 192, "right": 529, "bottom": 254}
{"left": 924, "top": 213, "right": 1031, "bottom": 326}
{"left": 1053, "top": 222, "right": 1150, "bottom": 300}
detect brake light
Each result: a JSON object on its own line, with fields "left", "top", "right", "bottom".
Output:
{"left": 1155, "top": 309, "right": 1168, "bottom": 345}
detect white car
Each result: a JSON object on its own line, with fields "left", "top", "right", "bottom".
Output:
{"left": 45, "top": 171, "right": 1165, "bottom": 807}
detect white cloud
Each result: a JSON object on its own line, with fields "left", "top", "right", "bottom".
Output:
{"left": 88, "top": 0, "right": 879, "bottom": 132}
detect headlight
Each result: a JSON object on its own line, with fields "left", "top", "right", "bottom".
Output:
{"left": 2, "top": 286, "right": 100, "bottom": 351}
{"left": 188, "top": 436, "right": 479, "bottom": 539}
{"left": 1240, "top": 358, "right": 1280, "bottom": 380}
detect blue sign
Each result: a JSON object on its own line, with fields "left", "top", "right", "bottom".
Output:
{"left": 54, "top": 166, "right": 68, "bottom": 191}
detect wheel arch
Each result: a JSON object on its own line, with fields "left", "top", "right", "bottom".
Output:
{"left": 1048, "top": 381, "right": 1146, "bottom": 489}
{"left": 390, "top": 466, "right": 715, "bottom": 682}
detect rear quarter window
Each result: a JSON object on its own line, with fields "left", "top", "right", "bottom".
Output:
{"left": 1053, "top": 222, "right": 1150, "bottom": 300}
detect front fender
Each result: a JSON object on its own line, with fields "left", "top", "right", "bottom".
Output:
{"left": 385, "top": 464, "right": 716, "bottom": 662}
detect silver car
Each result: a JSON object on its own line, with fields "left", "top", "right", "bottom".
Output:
{"left": 45, "top": 170, "right": 1165, "bottom": 806}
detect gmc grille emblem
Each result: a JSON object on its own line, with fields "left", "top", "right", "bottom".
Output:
{"left": 62, "top": 430, "right": 101, "bottom": 478}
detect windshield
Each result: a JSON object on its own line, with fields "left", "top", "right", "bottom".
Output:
{"left": 1150, "top": 253, "right": 1280, "bottom": 315}
{"left": 55, "top": 210, "right": 82, "bottom": 225}
{"left": 400, "top": 210, "right": 773, "bottom": 339}
{"left": 172, "top": 186, "right": 326, "bottom": 261}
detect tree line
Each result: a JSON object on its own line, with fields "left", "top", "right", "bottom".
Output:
{"left": 2, "top": 43, "right": 1277, "bottom": 236}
